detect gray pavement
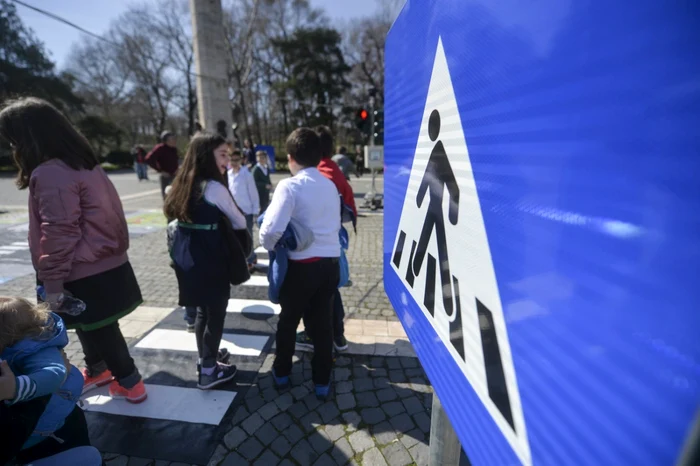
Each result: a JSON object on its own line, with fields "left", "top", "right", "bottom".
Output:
{"left": 0, "top": 169, "right": 433, "bottom": 466}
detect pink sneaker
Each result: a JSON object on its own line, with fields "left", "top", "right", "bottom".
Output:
{"left": 81, "top": 368, "right": 114, "bottom": 394}
{"left": 108, "top": 380, "right": 148, "bottom": 404}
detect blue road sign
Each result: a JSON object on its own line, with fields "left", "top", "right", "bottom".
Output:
{"left": 383, "top": 1, "right": 700, "bottom": 465}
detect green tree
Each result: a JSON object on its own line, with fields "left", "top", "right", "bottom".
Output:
{"left": 272, "top": 27, "right": 351, "bottom": 129}
{"left": 0, "top": 0, "right": 82, "bottom": 110}
{"left": 77, "top": 115, "right": 122, "bottom": 158}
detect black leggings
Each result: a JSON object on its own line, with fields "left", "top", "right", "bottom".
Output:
{"left": 76, "top": 322, "right": 140, "bottom": 388}
{"left": 195, "top": 295, "right": 229, "bottom": 368}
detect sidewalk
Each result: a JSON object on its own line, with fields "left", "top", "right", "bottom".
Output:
{"left": 1, "top": 211, "right": 434, "bottom": 466}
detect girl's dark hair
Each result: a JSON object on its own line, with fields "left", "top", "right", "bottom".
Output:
{"left": 164, "top": 131, "right": 228, "bottom": 222}
{"left": 0, "top": 97, "right": 98, "bottom": 189}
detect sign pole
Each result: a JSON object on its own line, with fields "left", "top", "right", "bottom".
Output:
{"left": 430, "top": 394, "right": 463, "bottom": 466}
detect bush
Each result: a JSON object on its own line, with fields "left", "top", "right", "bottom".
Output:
{"left": 106, "top": 150, "right": 133, "bottom": 168}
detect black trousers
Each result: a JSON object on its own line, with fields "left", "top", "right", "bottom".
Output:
{"left": 159, "top": 173, "right": 174, "bottom": 199}
{"left": 76, "top": 322, "right": 140, "bottom": 388}
{"left": 274, "top": 258, "right": 339, "bottom": 385}
{"left": 13, "top": 405, "right": 91, "bottom": 464}
{"left": 303, "top": 288, "right": 345, "bottom": 339}
{"left": 195, "top": 295, "right": 229, "bottom": 367}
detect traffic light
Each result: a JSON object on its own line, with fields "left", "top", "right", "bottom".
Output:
{"left": 373, "top": 109, "right": 384, "bottom": 145}
{"left": 355, "top": 108, "right": 369, "bottom": 132}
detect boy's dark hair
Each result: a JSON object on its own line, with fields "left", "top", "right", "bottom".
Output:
{"left": 286, "top": 128, "right": 321, "bottom": 167}
{"left": 314, "top": 125, "right": 334, "bottom": 159}
{"left": 164, "top": 132, "right": 228, "bottom": 222}
{"left": 0, "top": 97, "right": 98, "bottom": 189}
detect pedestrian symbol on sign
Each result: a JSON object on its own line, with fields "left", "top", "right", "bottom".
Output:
{"left": 390, "top": 38, "right": 531, "bottom": 465}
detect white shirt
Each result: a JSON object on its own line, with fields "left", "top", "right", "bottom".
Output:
{"left": 203, "top": 181, "right": 247, "bottom": 229}
{"left": 259, "top": 167, "right": 341, "bottom": 260}
{"left": 227, "top": 166, "right": 260, "bottom": 215}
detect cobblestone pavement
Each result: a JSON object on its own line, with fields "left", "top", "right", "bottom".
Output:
{"left": 0, "top": 183, "right": 435, "bottom": 466}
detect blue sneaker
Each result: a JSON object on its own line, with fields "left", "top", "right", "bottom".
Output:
{"left": 315, "top": 384, "right": 331, "bottom": 400}
{"left": 272, "top": 368, "right": 290, "bottom": 388}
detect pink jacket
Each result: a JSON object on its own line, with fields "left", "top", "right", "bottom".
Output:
{"left": 28, "top": 159, "right": 130, "bottom": 294}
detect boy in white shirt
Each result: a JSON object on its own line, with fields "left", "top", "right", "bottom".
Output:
{"left": 259, "top": 128, "right": 341, "bottom": 399}
{"left": 228, "top": 149, "right": 260, "bottom": 269}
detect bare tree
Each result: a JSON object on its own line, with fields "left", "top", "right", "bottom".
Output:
{"left": 145, "top": 0, "right": 198, "bottom": 136}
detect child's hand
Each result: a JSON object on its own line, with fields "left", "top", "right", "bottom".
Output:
{"left": 0, "top": 360, "right": 17, "bottom": 401}
{"left": 45, "top": 292, "right": 64, "bottom": 311}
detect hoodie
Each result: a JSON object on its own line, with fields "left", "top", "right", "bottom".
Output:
{"left": 1, "top": 313, "right": 84, "bottom": 449}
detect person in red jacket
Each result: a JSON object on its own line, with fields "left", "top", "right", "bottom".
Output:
{"left": 146, "top": 131, "right": 179, "bottom": 199}
{"left": 295, "top": 126, "right": 357, "bottom": 352}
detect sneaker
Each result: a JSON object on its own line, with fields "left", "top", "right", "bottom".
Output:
{"left": 81, "top": 368, "right": 114, "bottom": 394}
{"left": 333, "top": 335, "right": 348, "bottom": 352}
{"left": 343, "top": 279, "right": 353, "bottom": 288}
{"left": 186, "top": 323, "right": 196, "bottom": 333}
{"left": 295, "top": 331, "right": 314, "bottom": 350}
{"left": 109, "top": 380, "right": 148, "bottom": 404}
{"left": 315, "top": 383, "right": 331, "bottom": 400}
{"left": 196, "top": 348, "right": 231, "bottom": 375}
{"left": 198, "top": 363, "right": 237, "bottom": 390}
{"left": 272, "top": 368, "right": 290, "bottom": 388}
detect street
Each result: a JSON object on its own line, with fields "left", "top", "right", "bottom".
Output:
{"left": 0, "top": 168, "right": 431, "bottom": 466}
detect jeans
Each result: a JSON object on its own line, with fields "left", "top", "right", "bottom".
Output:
{"left": 135, "top": 162, "right": 148, "bottom": 180}
{"left": 195, "top": 296, "right": 229, "bottom": 368}
{"left": 184, "top": 306, "right": 198, "bottom": 325}
{"left": 159, "top": 173, "right": 174, "bottom": 199}
{"left": 245, "top": 214, "right": 257, "bottom": 265}
{"left": 274, "top": 258, "right": 339, "bottom": 385}
{"left": 29, "top": 446, "right": 103, "bottom": 466}
{"left": 76, "top": 322, "right": 141, "bottom": 389}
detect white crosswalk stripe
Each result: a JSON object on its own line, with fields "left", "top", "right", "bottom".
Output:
{"left": 240, "top": 274, "right": 268, "bottom": 287}
{"left": 82, "top": 384, "right": 236, "bottom": 425}
{"left": 227, "top": 298, "right": 280, "bottom": 315}
{"left": 135, "top": 329, "right": 269, "bottom": 356}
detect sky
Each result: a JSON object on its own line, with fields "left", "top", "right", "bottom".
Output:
{"left": 14, "top": 0, "right": 382, "bottom": 69}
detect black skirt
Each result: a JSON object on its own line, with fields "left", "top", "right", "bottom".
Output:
{"left": 55, "top": 261, "right": 143, "bottom": 331}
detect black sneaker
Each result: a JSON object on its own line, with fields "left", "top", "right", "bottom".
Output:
{"left": 295, "top": 331, "right": 314, "bottom": 350}
{"left": 197, "top": 363, "right": 237, "bottom": 390}
{"left": 196, "top": 348, "right": 231, "bottom": 375}
{"left": 333, "top": 335, "right": 348, "bottom": 352}
{"left": 186, "top": 323, "right": 195, "bottom": 333}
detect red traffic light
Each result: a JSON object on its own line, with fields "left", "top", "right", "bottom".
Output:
{"left": 359, "top": 109, "right": 368, "bottom": 120}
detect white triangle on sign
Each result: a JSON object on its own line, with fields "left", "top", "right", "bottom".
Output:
{"left": 390, "top": 37, "right": 531, "bottom": 466}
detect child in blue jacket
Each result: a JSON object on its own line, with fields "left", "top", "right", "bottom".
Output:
{"left": 0, "top": 297, "right": 84, "bottom": 451}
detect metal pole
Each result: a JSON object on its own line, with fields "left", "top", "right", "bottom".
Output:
{"left": 430, "top": 394, "right": 462, "bottom": 466}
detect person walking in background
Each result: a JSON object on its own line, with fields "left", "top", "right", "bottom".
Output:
{"left": 332, "top": 146, "right": 356, "bottom": 180}
{"left": 252, "top": 150, "right": 273, "bottom": 214}
{"left": 243, "top": 138, "right": 256, "bottom": 168}
{"left": 133, "top": 145, "right": 149, "bottom": 181}
{"left": 228, "top": 149, "right": 260, "bottom": 271}
{"left": 355, "top": 145, "right": 364, "bottom": 177}
{"left": 146, "top": 131, "right": 179, "bottom": 199}
{"left": 0, "top": 97, "right": 147, "bottom": 404}
{"left": 164, "top": 132, "right": 247, "bottom": 389}
{"left": 259, "top": 128, "right": 341, "bottom": 400}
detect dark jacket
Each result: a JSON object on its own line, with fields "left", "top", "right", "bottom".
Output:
{"left": 146, "top": 143, "right": 179, "bottom": 176}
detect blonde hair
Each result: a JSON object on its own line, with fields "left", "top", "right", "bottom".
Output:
{"left": 0, "top": 297, "right": 54, "bottom": 352}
